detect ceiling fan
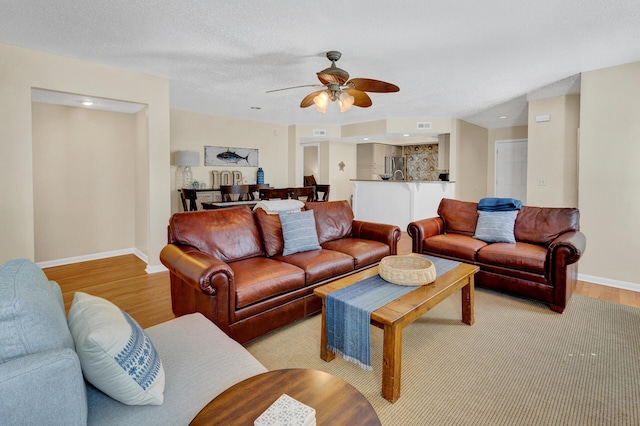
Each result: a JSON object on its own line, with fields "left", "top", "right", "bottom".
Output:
{"left": 267, "top": 51, "right": 399, "bottom": 113}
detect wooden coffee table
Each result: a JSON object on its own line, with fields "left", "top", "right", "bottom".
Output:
{"left": 190, "top": 368, "right": 380, "bottom": 425}
{"left": 314, "top": 256, "right": 479, "bottom": 403}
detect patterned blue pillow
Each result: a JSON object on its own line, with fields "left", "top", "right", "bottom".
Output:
{"left": 68, "top": 292, "right": 165, "bottom": 405}
{"left": 473, "top": 210, "right": 518, "bottom": 243}
{"left": 279, "top": 210, "right": 322, "bottom": 255}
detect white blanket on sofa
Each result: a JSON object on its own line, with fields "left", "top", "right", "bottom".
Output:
{"left": 253, "top": 199, "right": 304, "bottom": 214}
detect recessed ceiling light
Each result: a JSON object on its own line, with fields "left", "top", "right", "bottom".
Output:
{"left": 363, "top": 137, "right": 370, "bottom": 141}
{"left": 79, "top": 100, "right": 95, "bottom": 106}
{"left": 403, "top": 134, "right": 410, "bottom": 137}
{"left": 498, "top": 115, "right": 508, "bottom": 119}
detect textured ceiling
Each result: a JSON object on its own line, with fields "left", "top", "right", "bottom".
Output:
{"left": 3, "top": 1, "right": 640, "bottom": 131}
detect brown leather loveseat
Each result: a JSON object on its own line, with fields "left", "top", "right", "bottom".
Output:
{"left": 160, "top": 200, "right": 401, "bottom": 343}
{"left": 407, "top": 198, "right": 586, "bottom": 313}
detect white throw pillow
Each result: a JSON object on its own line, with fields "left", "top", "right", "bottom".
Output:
{"left": 67, "top": 292, "right": 165, "bottom": 405}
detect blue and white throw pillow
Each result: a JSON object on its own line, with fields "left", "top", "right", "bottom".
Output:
{"left": 68, "top": 292, "right": 165, "bottom": 405}
{"left": 279, "top": 210, "right": 322, "bottom": 256}
{"left": 473, "top": 210, "right": 518, "bottom": 243}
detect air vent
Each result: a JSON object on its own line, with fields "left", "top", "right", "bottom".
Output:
{"left": 417, "top": 122, "right": 432, "bottom": 130}
{"left": 313, "top": 129, "right": 327, "bottom": 137}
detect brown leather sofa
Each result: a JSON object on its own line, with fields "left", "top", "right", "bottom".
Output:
{"left": 160, "top": 200, "right": 401, "bottom": 343}
{"left": 407, "top": 198, "right": 586, "bottom": 313}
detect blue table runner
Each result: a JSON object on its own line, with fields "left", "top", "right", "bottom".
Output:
{"left": 325, "top": 255, "right": 461, "bottom": 369}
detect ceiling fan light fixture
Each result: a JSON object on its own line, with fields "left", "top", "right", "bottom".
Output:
{"left": 338, "top": 91, "right": 354, "bottom": 112}
{"left": 313, "top": 91, "right": 329, "bottom": 113}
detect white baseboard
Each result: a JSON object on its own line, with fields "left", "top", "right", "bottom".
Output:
{"left": 146, "top": 264, "right": 168, "bottom": 274}
{"left": 36, "top": 248, "right": 167, "bottom": 274}
{"left": 578, "top": 273, "right": 640, "bottom": 293}
{"left": 36, "top": 249, "right": 137, "bottom": 269}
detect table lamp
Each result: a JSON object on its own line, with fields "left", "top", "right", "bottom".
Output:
{"left": 174, "top": 150, "right": 199, "bottom": 188}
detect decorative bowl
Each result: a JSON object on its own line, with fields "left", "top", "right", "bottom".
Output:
{"left": 379, "top": 255, "right": 436, "bottom": 286}
{"left": 379, "top": 174, "right": 392, "bottom": 180}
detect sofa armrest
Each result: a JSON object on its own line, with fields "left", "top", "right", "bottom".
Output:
{"left": 160, "top": 244, "right": 233, "bottom": 329}
{"left": 352, "top": 220, "right": 402, "bottom": 255}
{"left": 160, "top": 244, "right": 233, "bottom": 295}
{"left": 549, "top": 230, "right": 587, "bottom": 267}
{"left": 407, "top": 217, "right": 444, "bottom": 253}
{"left": 0, "top": 348, "right": 87, "bottom": 425}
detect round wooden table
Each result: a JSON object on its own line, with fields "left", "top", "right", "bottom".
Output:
{"left": 190, "top": 368, "right": 380, "bottom": 425}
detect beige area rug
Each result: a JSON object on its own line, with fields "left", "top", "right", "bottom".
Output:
{"left": 245, "top": 290, "right": 640, "bottom": 426}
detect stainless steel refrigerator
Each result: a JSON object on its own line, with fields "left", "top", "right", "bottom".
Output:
{"left": 385, "top": 156, "right": 405, "bottom": 180}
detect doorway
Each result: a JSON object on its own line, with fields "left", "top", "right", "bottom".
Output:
{"left": 302, "top": 144, "right": 319, "bottom": 185}
{"left": 495, "top": 139, "right": 527, "bottom": 203}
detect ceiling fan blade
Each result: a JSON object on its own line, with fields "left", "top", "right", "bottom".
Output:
{"left": 300, "top": 90, "right": 326, "bottom": 108}
{"left": 348, "top": 78, "right": 400, "bottom": 93}
{"left": 266, "top": 84, "right": 323, "bottom": 93}
{"left": 345, "top": 89, "right": 372, "bottom": 108}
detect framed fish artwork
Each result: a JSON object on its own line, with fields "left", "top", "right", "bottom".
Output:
{"left": 204, "top": 146, "right": 258, "bottom": 167}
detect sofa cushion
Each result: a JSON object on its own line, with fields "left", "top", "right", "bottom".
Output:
{"left": 321, "top": 238, "right": 390, "bottom": 269}
{"left": 438, "top": 198, "right": 479, "bottom": 236}
{"left": 273, "top": 249, "right": 354, "bottom": 285}
{"left": 86, "top": 313, "right": 267, "bottom": 426}
{"left": 279, "top": 210, "right": 322, "bottom": 256}
{"left": 305, "top": 200, "right": 353, "bottom": 244}
{"left": 422, "top": 233, "right": 487, "bottom": 261}
{"left": 0, "top": 258, "right": 74, "bottom": 363}
{"left": 169, "top": 206, "right": 264, "bottom": 263}
{"left": 0, "top": 348, "right": 88, "bottom": 425}
{"left": 230, "top": 257, "right": 306, "bottom": 309}
{"left": 473, "top": 210, "right": 518, "bottom": 243}
{"left": 254, "top": 208, "right": 285, "bottom": 256}
{"left": 68, "top": 292, "right": 165, "bottom": 406}
{"left": 514, "top": 206, "right": 580, "bottom": 245}
{"left": 477, "top": 242, "right": 547, "bottom": 274}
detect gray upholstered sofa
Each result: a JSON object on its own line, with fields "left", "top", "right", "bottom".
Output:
{"left": 0, "top": 258, "right": 267, "bottom": 425}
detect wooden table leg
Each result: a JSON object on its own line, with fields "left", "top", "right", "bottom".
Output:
{"left": 461, "top": 276, "right": 475, "bottom": 326}
{"left": 320, "top": 299, "right": 335, "bottom": 362}
{"left": 381, "top": 323, "right": 402, "bottom": 402}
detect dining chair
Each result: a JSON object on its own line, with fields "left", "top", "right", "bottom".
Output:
{"left": 314, "top": 184, "right": 330, "bottom": 202}
{"left": 303, "top": 175, "right": 317, "bottom": 187}
{"left": 220, "top": 185, "right": 251, "bottom": 202}
{"left": 180, "top": 188, "right": 199, "bottom": 211}
{"left": 290, "top": 186, "right": 315, "bottom": 202}
{"left": 259, "top": 188, "right": 292, "bottom": 200}
{"left": 248, "top": 184, "right": 271, "bottom": 200}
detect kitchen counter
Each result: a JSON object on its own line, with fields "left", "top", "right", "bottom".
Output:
{"left": 351, "top": 180, "right": 455, "bottom": 230}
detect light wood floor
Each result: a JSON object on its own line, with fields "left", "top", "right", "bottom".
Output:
{"left": 43, "top": 233, "right": 640, "bottom": 329}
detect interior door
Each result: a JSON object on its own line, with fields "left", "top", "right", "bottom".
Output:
{"left": 495, "top": 139, "right": 527, "bottom": 203}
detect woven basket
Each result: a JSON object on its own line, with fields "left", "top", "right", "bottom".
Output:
{"left": 379, "top": 255, "right": 436, "bottom": 286}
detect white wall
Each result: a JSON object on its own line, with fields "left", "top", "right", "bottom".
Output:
{"left": 527, "top": 95, "right": 580, "bottom": 207}
{"left": 169, "top": 109, "right": 289, "bottom": 212}
{"left": 452, "top": 119, "right": 488, "bottom": 202}
{"left": 0, "top": 43, "right": 170, "bottom": 268}
{"left": 32, "top": 103, "right": 137, "bottom": 262}
{"left": 327, "top": 141, "right": 358, "bottom": 202}
{"left": 579, "top": 62, "right": 640, "bottom": 289}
